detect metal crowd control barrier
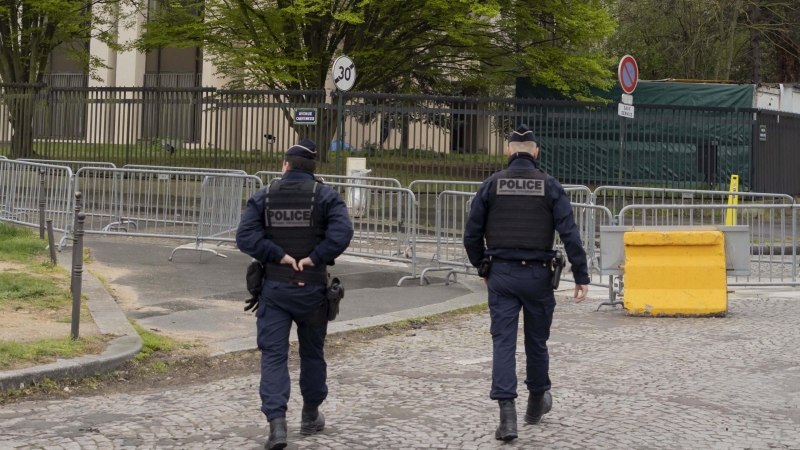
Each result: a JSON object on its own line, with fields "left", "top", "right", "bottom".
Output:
{"left": 0, "top": 159, "right": 74, "bottom": 247}
{"left": 74, "top": 167, "right": 262, "bottom": 259}
{"left": 123, "top": 164, "right": 247, "bottom": 175}
{"left": 317, "top": 181, "right": 420, "bottom": 286}
{"left": 616, "top": 203, "right": 798, "bottom": 288}
{"left": 20, "top": 159, "right": 117, "bottom": 172}
{"left": 407, "top": 180, "right": 483, "bottom": 248}
{"left": 594, "top": 186, "right": 794, "bottom": 219}
{"left": 420, "top": 190, "right": 478, "bottom": 285}
{"left": 254, "top": 171, "right": 401, "bottom": 187}
{"left": 19, "top": 159, "right": 118, "bottom": 248}
{"left": 420, "top": 190, "right": 618, "bottom": 289}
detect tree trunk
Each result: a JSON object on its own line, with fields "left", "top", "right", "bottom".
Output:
{"left": 400, "top": 114, "right": 410, "bottom": 150}
{"left": 749, "top": 1, "right": 762, "bottom": 83}
{"left": 6, "top": 88, "right": 38, "bottom": 158}
{"left": 725, "top": 0, "right": 743, "bottom": 80}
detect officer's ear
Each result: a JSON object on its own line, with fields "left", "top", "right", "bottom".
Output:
{"left": 532, "top": 143, "right": 540, "bottom": 159}
{"left": 281, "top": 160, "right": 290, "bottom": 174}
{"left": 505, "top": 146, "right": 512, "bottom": 158}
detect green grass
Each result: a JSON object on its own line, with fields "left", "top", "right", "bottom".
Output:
{"left": 0, "top": 223, "right": 71, "bottom": 313}
{"left": 0, "top": 335, "right": 107, "bottom": 370}
{"left": 129, "top": 320, "right": 175, "bottom": 360}
{"left": 0, "top": 222, "right": 47, "bottom": 263}
{"left": 0, "top": 272, "right": 71, "bottom": 311}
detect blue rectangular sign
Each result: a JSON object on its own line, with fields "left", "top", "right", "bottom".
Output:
{"left": 294, "top": 108, "right": 317, "bottom": 125}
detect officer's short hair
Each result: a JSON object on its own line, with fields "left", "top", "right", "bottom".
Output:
{"left": 509, "top": 141, "right": 538, "bottom": 154}
{"left": 285, "top": 155, "right": 316, "bottom": 173}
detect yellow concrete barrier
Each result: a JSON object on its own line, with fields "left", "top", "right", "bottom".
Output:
{"left": 623, "top": 230, "right": 727, "bottom": 316}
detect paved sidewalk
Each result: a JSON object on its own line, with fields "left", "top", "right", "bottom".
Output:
{"left": 3, "top": 289, "right": 800, "bottom": 449}
{"left": 82, "top": 238, "right": 472, "bottom": 351}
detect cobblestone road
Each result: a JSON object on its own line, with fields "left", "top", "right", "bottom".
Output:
{"left": 2, "top": 297, "right": 800, "bottom": 449}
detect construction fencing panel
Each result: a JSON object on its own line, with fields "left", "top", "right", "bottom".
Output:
{"left": 0, "top": 160, "right": 74, "bottom": 242}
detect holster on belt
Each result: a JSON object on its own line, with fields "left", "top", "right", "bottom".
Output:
{"left": 477, "top": 258, "right": 492, "bottom": 278}
{"left": 551, "top": 250, "right": 565, "bottom": 290}
{"left": 244, "top": 260, "right": 265, "bottom": 312}
{"left": 326, "top": 277, "right": 345, "bottom": 321}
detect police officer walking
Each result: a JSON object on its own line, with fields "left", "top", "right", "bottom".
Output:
{"left": 237, "top": 139, "right": 354, "bottom": 450}
{"left": 463, "top": 124, "right": 590, "bottom": 441}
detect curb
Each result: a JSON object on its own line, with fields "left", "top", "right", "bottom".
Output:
{"left": 0, "top": 262, "right": 142, "bottom": 391}
{"left": 209, "top": 277, "right": 489, "bottom": 356}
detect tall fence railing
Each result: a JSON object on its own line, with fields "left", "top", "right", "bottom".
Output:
{"left": 5, "top": 84, "right": 799, "bottom": 194}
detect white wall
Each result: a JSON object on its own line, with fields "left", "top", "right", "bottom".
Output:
{"left": 755, "top": 84, "right": 800, "bottom": 114}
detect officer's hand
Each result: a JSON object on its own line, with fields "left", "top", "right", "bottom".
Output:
{"left": 574, "top": 285, "right": 589, "bottom": 303}
{"left": 244, "top": 297, "right": 258, "bottom": 313}
{"left": 280, "top": 254, "right": 299, "bottom": 271}
{"left": 298, "top": 257, "right": 314, "bottom": 272}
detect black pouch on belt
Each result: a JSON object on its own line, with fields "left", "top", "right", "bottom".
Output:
{"left": 326, "top": 277, "right": 345, "bottom": 321}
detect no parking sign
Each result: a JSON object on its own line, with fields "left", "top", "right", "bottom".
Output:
{"left": 618, "top": 55, "right": 639, "bottom": 94}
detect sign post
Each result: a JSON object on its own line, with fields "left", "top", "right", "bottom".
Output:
{"left": 332, "top": 56, "right": 356, "bottom": 175}
{"left": 617, "top": 55, "right": 639, "bottom": 186}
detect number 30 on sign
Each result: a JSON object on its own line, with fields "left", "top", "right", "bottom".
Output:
{"left": 332, "top": 56, "right": 356, "bottom": 92}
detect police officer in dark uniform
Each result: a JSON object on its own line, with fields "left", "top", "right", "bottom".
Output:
{"left": 236, "top": 138, "right": 354, "bottom": 450}
{"left": 463, "top": 124, "right": 590, "bottom": 441}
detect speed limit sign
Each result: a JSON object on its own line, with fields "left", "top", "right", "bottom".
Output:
{"left": 331, "top": 55, "right": 356, "bottom": 91}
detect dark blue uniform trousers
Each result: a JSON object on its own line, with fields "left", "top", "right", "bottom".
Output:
{"left": 487, "top": 262, "right": 556, "bottom": 400}
{"left": 256, "top": 283, "right": 328, "bottom": 420}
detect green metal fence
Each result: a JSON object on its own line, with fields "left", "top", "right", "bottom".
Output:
{"left": 0, "top": 84, "right": 789, "bottom": 192}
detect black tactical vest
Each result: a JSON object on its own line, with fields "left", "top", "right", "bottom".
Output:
{"left": 263, "top": 179, "right": 328, "bottom": 286}
{"left": 485, "top": 167, "right": 555, "bottom": 251}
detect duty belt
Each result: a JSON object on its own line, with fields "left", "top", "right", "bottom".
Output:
{"left": 490, "top": 257, "right": 549, "bottom": 267}
{"left": 264, "top": 262, "right": 327, "bottom": 286}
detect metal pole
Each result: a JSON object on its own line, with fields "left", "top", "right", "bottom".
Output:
{"left": 793, "top": 205, "right": 797, "bottom": 283}
{"left": 38, "top": 168, "right": 46, "bottom": 239}
{"left": 70, "top": 212, "right": 85, "bottom": 340}
{"left": 46, "top": 219, "right": 57, "bottom": 265}
{"left": 71, "top": 192, "right": 83, "bottom": 295}
{"left": 336, "top": 90, "right": 343, "bottom": 175}
{"left": 617, "top": 116, "right": 626, "bottom": 186}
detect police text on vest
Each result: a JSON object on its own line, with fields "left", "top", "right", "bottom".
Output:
{"left": 496, "top": 179, "right": 545, "bottom": 196}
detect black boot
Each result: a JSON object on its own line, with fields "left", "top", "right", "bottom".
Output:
{"left": 524, "top": 390, "right": 553, "bottom": 425}
{"left": 265, "top": 417, "right": 287, "bottom": 450}
{"left": 300, "top": 403, "right": 326, "bottom": 436}
{"left": 494, "top": 399, "right": 518, "bottom": 441}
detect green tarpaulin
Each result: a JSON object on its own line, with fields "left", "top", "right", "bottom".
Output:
{"left": 515, "top": 79, "right": 755, "bottom": 189}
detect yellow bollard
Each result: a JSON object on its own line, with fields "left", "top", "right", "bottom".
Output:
{"left": 725, "top": 175, "right": 739, "bottom": 226}
{"left": 623, "top": 231, "right": 727, "bottom": 316}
